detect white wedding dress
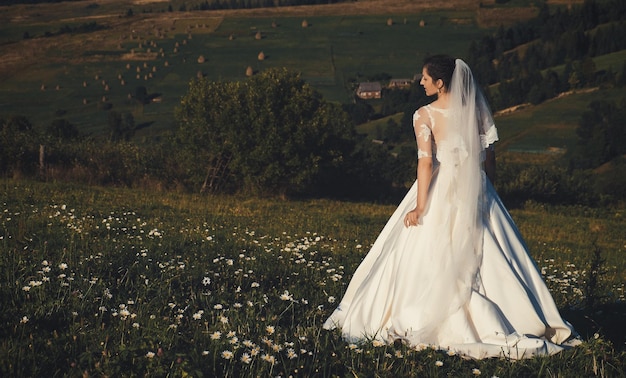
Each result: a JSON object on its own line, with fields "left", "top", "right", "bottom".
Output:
{"left": 323, "top": 97, "right": 579, "bottom": 359}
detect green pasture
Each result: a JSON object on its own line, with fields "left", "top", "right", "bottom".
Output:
{"left": 1, "top": 178, "right": 624, "bottom": 376}
{"left": 494, "top": 86, "right": 625, "bottom": 154}
{"left": 0, "top": 9, "right": 490, "bottom": 137}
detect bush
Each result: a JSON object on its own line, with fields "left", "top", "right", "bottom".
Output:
{"left": 175, "top": 68, "right": 356, "bottom": 196}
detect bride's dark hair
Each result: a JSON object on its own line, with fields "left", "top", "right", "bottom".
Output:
{"left": 423, "top": 55, "right": 456, "bottom": 91}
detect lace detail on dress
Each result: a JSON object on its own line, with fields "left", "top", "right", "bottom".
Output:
{"left": 416, "top": 124, "right": 431, "bottom": 159}
{"left": 480, "top": 124, "right": 499, "bottom": 148}
{"left": 413, "top": 109, "right": 433, "bottom": 159}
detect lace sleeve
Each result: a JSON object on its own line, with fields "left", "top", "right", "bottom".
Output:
{"left": 476, "top": 95, "right": 498, "bottom": 148}
{"left": 480, "top": 123, "right": 499, "bottom": 148}
{"left": 413, "top": 108, "right": 432, "bottom": 159}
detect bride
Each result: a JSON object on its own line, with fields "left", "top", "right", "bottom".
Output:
{"left": 323, "top": 55, "right": 579, "bottom": 359}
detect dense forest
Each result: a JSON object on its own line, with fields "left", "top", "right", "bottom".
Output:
{"left": 1, "top": 0, "right": 625, "bottom": 204}
{"left": 469, "top": 0, "right": 626, "bottom": 110}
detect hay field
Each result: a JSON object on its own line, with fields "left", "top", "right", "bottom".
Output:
{"left": 0, "top": 0, "right": 515, "bottom": 136}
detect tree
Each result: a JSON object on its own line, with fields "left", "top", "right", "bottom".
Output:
{"left": 134, "top": 86, "right": 148, "bottom": 104}
{"left": 46, "top": 119, "right": 79, "bottom": 141}
{"left": 572, "top": 100, "right": 626, "bottom": 169}
{"left": 0, "top": 116, "right": 39, "bottom": 176}
{"left": 108, "top": 111, "right": 135, "bottom": 141}
{"left": 175, "top": 68, "right": 356, "bottom": 196}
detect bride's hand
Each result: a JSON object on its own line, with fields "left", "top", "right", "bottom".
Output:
{"left": 404, "top": 208, "right": 422, "bottom": 227}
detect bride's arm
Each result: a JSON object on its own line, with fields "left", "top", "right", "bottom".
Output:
{"left": 415, "top": 156, "right": 433, "bottom": 213}
{"left": 485, "top": 145, "right": 496, "bottom": 184}
{"left": 405, "top": 108, "right": 433, "bottom": 227}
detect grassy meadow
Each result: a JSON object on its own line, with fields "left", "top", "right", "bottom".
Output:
{"left": 1, "top": 179, "right": 625, "bottom": 377}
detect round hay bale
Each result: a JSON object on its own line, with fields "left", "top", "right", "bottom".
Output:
{"left": 245, "top": 66, "right": 253, "bottom": 77}
{"left": 301, "top": 19, "right": 308, "bottom": 28}
{"left": 255, "top": 31, "right": 262, "bottom": 40}
{"left": 198, "top": 55, "right": 205, "bottom": 64}
{"left": 387, "top": 18, "right": 393, "bottom": 26}
{"left": 258, "top": 51, "right": 265, "bottom": 61}
{"left": 420, "top": 19, "right": 426, "bottom": 27}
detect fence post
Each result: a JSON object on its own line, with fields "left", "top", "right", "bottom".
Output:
{"left": 39, "top": 144, "right": 45, "bottom": 179}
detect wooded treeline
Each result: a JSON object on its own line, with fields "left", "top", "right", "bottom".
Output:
{"left": 2, "top": 68, "right": 624, "bottom": 204}
{"left": 468, "top": 0, "right": 626, "bottom": 110}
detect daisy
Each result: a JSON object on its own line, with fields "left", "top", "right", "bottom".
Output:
{"left": 286, "top": 348, "right": 297, "bottom": 359}
{"left": 210, "top": 331, "right": 222, "bottom": 340}
{"left": 240, "top": 353, "right": 252, "bottom": 364}
{"left": 261, "top": 354, "right": 276, "bottom": 365}
{"left": 280, "top": 290, "right": 293, "bottom": 301}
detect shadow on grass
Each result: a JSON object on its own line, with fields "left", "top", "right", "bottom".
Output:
{"left": 564, "top": 301, "right": 626, "bottom": 351}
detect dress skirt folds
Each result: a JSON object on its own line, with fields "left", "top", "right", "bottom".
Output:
{"left": 323, "top": 170, "right": 579, "bottom": 359}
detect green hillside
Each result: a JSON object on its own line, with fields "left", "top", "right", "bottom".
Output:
{"left": 0, "top": 3, "right": 493, "bottom": 136}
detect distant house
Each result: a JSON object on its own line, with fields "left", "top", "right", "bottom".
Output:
{"left": 356, "top": 82, "right": 382, "bottom": 99}
{"left": 388, "top": 78, "right": 413, "bottom": 89}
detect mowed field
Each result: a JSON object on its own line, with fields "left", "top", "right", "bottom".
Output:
{"left": 0, "top": 0, "right": 541, "bottom": 137}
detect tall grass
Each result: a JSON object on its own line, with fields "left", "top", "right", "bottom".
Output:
{"left": 1, "top": 179, "right": 624, "bottom": 377}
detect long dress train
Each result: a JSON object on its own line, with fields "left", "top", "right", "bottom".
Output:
{"left": 323, "top": 175, "right": 579, "bottom": 359}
